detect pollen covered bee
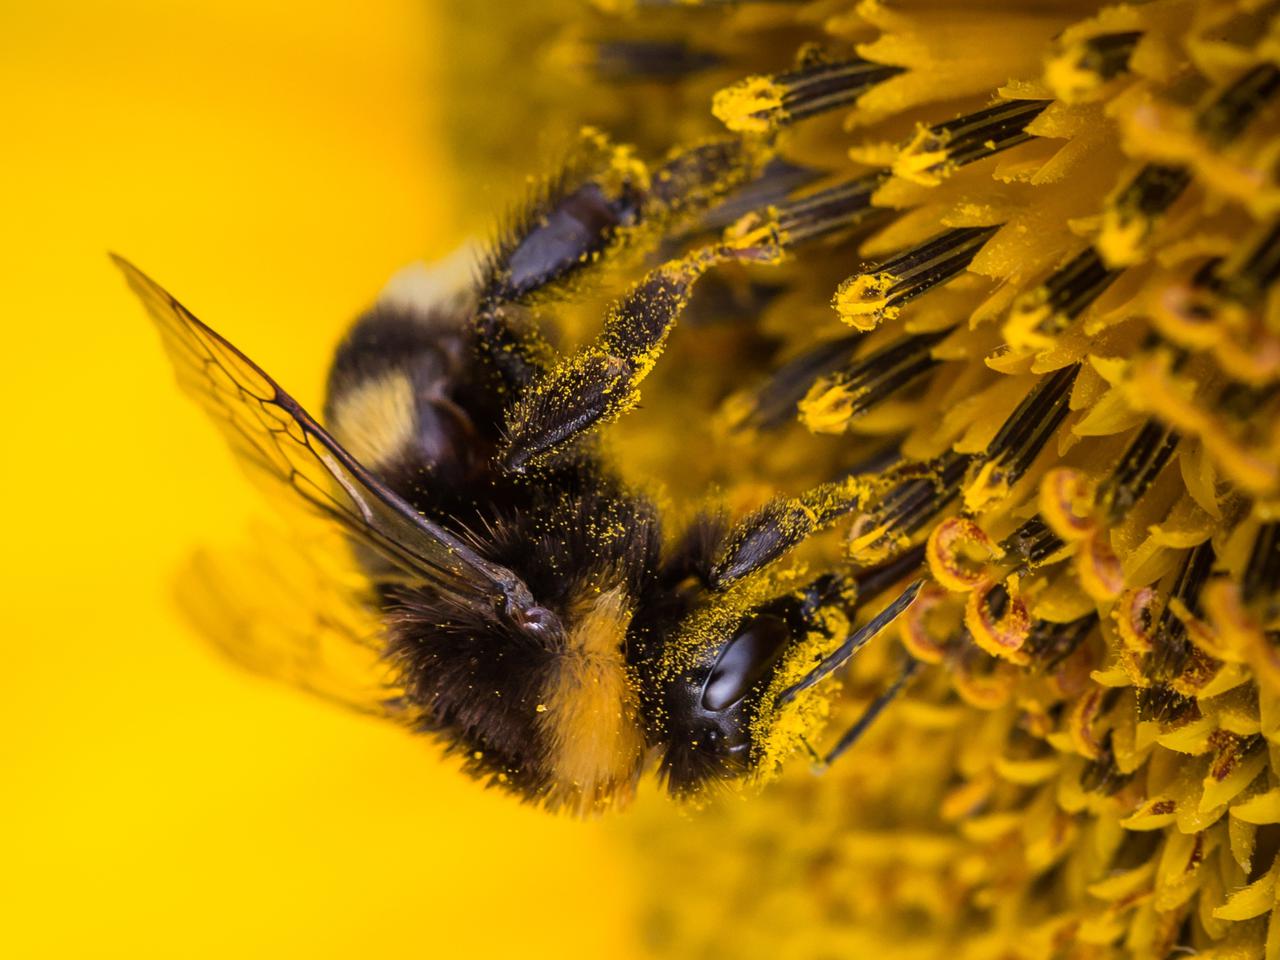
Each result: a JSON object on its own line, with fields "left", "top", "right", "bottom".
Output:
{"left": 121, "top": 131, "right": 922, "bottom": 814}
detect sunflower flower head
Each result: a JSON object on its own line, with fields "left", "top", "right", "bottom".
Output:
{"left": 444, "top": 0, "right": 1280, "bottom": 954}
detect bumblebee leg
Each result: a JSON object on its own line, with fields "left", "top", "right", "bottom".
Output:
{"left": 708, "top": 447, "right": 904, "bottom": 587}
{"left": 499, "top": 238, "right": 777, "bottom": 471}
{"left": 473, "top": 136, "right": 774, "bottom": 398}
{"left": 639, "top": 138, "right": 774, "bottom": 237}
{"left": 471, "top": 304, "right": 556, "bottom": 398}
{"left": 477, "top": 133, "right": 646, "bottom": 311}
{"left": 710, "top": 479, "right": 864, "bottom": 587}
{"left": 471, "top": 136, "right": 646, "bottom": 394}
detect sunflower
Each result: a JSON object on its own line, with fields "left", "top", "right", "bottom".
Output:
{"left": 437, "top": 1, "right": 1280, "bottom": 956}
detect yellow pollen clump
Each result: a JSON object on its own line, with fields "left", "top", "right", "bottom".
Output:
{"left": 832, "top": 271, "right": 898, "bottom": 329}
{"left": 798, "top": 379, "right": 863, "bottom": 434}
{"left": 711, "top": 76, "right": 786, "bottom": 133}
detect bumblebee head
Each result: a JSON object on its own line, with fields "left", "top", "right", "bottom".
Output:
{"left": 657, "top": 609, "right": 794, "bottom": 794}
{"left": 638, "top": 497, "right": 853, "bottom": 797}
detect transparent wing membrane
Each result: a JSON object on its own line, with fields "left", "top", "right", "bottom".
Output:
{"left": 116, "top": 255, "right": 543, "bottom": 624}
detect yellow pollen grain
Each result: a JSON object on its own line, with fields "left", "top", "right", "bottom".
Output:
{"left": 1002, "top": 289, "right": 1058, "bottom": 353}
{"left": 962, "top": 459, "right": 1013, "bottom": 513}
{"left": 1096, "top": 207, "right": 1148, "bottom": 268}
{"left": 892, "top": 125, "right": 951, "bottom": 185}
{"left": 833, "top": 271, "right": 898, "bottom": 329}
{"left": 712, "top": 76, "right": 786, "bottom": 133}
{"left": 1044, "top": 45, "right": 1102, "bottom": 103}
{"left": 799, "top": 380, "right": 861, "bottom": 434}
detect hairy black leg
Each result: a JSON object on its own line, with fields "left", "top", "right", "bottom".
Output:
{"left": 472, "top": 134, "right": 775, "bottom": 401}
{"left": 708, "top": 448, "right": 904, "bottom": 587}
{"left": 498, "top": 238, "right": 778, "bottom": 471}
{"left": 470, "top": 134, "right": 646, "bottom": 395}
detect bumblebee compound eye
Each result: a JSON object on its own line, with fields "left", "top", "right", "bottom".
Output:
{"left": 659, "top": 614, "right": 795, "bottom": 797}
{"left": 701, "top": 614, "right": 791, "bottom": 711}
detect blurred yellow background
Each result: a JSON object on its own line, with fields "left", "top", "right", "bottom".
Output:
{"left": 1, "top": 2, "right": 636, "bottom": 956}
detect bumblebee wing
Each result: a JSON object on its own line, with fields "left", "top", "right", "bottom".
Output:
{"left": 116, "top": 255, "right": 541, "bottom": 622}
{"left": 178, "top": 523, "right": 410, "bottom": 719}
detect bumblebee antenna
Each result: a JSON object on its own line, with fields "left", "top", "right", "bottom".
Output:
{"left": 821, "top": 657, "right": 920, "bottom": 767}
{"left": 775, "top": 578, "right": 924, "bottom": 707}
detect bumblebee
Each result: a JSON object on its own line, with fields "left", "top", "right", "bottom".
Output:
{"left": 120, "top": 133, "right": 922, "bottom": 814}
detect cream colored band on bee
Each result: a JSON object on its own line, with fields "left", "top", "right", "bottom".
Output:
{"left": 538, "top": 584, "right": 645, "bottom": 813}
{"left": 328, "top": 371, "right": 416, "bottom": 469}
